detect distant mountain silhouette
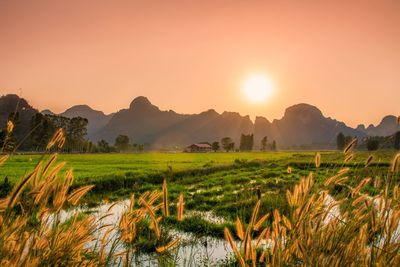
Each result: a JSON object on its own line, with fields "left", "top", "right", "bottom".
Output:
{"left": 1, "top": 94, "right": 398, "bottom": 149}
{"left": 263, "top": 103, "right": 365, "bottom": 148}
{"left": 92, "top": 97, "right": 367, "bottom": 149}
{"left": 41, "top": 109, "right": 55, "bottom": 115}
{"left": 59, "top": 105, "right": 114, "bottom": 137}
{"left": 357, "top": 115, "right": 399, "bottom": 137}
{"left": 92, "top": 97, "right": 189, "bottom": 145}
{"left": 150, "top": 109, "right": 254, "bottom": 148}
{"left": 0, "top": 94, "right": 38, "bottom": 148}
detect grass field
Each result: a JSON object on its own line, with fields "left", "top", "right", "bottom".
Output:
{"left": 1, "top": 150, "right": 400, "bottom": 265}
{"left": 2, "top": 151, "right": 396, "bottom": 183}
{"left": 1, "top": 151, "right": 398, "bottom": 222}
{"left": 1, "top": 152, "right": 298, "bottom": 183}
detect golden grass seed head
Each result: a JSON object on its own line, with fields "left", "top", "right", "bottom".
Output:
{"left": 6, "top": 120, "right": 14, "bottom": 134}
{"left": 391, "top": 153, "right": 400, "bottom": 172}
{"left": 365, "top": 155, "right": 374, "bottom": 167}
{"left": 315, "top": 152, "right": 321, "bottom": 168}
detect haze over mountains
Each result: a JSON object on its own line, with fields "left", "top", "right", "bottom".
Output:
{"left": 0, "top": 94, "right": 398, "bottom": 149}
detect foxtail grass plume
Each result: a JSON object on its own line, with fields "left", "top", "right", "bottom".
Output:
{"left": 156, "top": 238, "right": 180, "bottom": 253}
{"left": 224, "top": 228, "right": 246, "bottom": 267}
{"left": 236, "top": 217, "right": 244, "bottom": 240}
{"left": 392, "top": 153, "right": 400, "bottom": 172}
{"left": 250, "top": 200, "right": 261, "bottom": 226}
{"left": 344, "top": 153, "right": 354, "bottom": 163}
{"left": 287, "top": 166, "right": 292, "bottom": 174}
{"left": 0, "top": 155, "right": 9, "bottom": 166}
{"left": 67, "top": 185, "right": 95, "bottom": 205}
{"left": 162, "top": 177, "right": 169, "bottom": 216}
{"left": 365, "top": 155, "right": 374, "bottom": 167}
{"left": 6, "top": 120, "right": 14, "bottom": 134}
{"left": 344, "top": 138, "right": 357, "bottom": 155}
{"left": 46, "top": 128, "right": 66, "bottom": 150}
{"left": 315, "top": 152, "right": 321, "bottom": 168}
{"left": 177, "top": 193, "right": 184, "bottom": 221}
{"left": 352, "top": 178, "right": 371, "bottom": 196}
{"left": 254, "top": 213, "right": 270, "bottom": 231}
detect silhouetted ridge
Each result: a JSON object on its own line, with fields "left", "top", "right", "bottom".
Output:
{"left": 0, "top": 94, "right": 38, "bottom": 148}
{"left": 283, "top": 103, "right": 323, "bottom": 120}
{"left": 1, "top": 94, "right": 397, "bottom": 150}
{"left": 60, "top": 104, "right": 113, "bottom": 137}
{"left": 64, "top": 105, "right": 97, "bottom": 114}
{"left": 363, "top": 115, "right": 398, "bottom": 136}
{"left": 129, "top": 96, "right": 159, "bottom": 112}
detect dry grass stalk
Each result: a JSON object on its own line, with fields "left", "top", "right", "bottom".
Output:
{"left": 46, "top": 128, "right": 65, "bottom": 150}
{"left": 365, "top": 155, "right": 374, "bottom": 167}
{"left": 162, "top": 177, "right": 169, "bottom": 216}
{"left": 236, "top": 217, "right": 244, "bottom": 240}
{"left": 392, "top": 153, "right": 400, "bottom": 172}
{"left": 225, "top": 152, "right": 400, "bottom": 266}
{"left": 250, "top": 200, "right": 261, "bottom": 226}
{"left": 0, "top": 155, "right": 9, "bottom": 166}
{"left": 254, "top": 213, "right": 270, "bottom": 231}
{"left": 7, "top": 171, "right": 35, "bottom": 208}
{"left": 6, "top": 120, "right": 14, "bottom": 134}
{"left": 224, "top": 227, "right": 246, "bottom": 267}
{"left": 156, "top": 238, "right": 180, "bottom": 253}
{"left": 352, "top": 178, "right": 371, "bottom": 196}
{"left": 177, "top": 193, "right": 184, "bottom": 221}
{"left": 344, "top": 138, "right": 357, "bottom": 154}
{"left": 344, "top": 153, "right": 354, "bottom": 163}
{"left": 67, "top": 185, "right": 95, "bottom": 205}
{"left": 315, "top": 152, "right": 321, "bottom": 168}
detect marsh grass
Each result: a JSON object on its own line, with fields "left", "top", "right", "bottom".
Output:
{"left": 0, "top": 128, "right": 185, "bottom": 266}
{"left": 224, "top": 152, "right": 400, "bottom": 266}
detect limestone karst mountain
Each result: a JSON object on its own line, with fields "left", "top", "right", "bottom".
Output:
{"left": 59, "top": 105, "right": 114, "bottom": 137}
{"left": 1, "top": 94, "right": 397, "bottom": 149}
{"left": 92, "top": 97, "right": 365, "bottom": 149}
{"left": 0, "top": 94, "right": 38, "bottom": 148}
{"left": 357, "top": 115, "right": 399, "bottom": 137}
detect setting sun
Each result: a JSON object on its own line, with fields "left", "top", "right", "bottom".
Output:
{"left": 242, "top": 74, "right": 273, "bottom": 103}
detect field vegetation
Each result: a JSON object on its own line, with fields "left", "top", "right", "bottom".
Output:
{"left": 1, "top": 125, "right": 400, "bottom": 265}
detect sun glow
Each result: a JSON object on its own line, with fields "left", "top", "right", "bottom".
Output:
{"left": 242, "top": 74, "right": 273, "bottom": 103}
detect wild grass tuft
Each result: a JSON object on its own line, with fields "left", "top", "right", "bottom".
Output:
{"left": 224, "top": 152, "right": 400, "bottom": 266}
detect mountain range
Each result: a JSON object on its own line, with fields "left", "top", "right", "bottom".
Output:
{"left": 0, "top": 94, "right": 398, "bottom": 149}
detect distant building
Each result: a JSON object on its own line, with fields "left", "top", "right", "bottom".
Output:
{"left": 184, "top": 143, "right": 212, "bottom": 152}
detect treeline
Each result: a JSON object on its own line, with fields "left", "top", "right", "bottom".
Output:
{"left": 0, "top": 113, "right": 145, "bottom": 153}
{"left": 209, "top": 134, "right": 278, "bottom": 152}
{"left": 336, "top": 131, "right": 400, "bottom": 151}
{"left": 0, "top": 113, "right": 89, "bottom": 152}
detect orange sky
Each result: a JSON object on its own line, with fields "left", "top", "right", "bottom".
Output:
{"left": 0, "top": 0, "right": 399, "bottom": 127}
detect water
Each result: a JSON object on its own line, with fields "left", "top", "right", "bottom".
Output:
{"left": 55, "top": 200, "right": 234, "bottom": 266}
{"left": 54, "top": 192, "right": 399, "bottom": 266}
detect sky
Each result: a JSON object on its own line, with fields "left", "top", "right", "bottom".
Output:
{"left": 0, "top": 0, "right": 399, "bottom": 127}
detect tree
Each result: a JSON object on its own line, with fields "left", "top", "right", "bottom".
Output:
{"left": 97, "top": 139, "right": 112, "bottom": 153}
{"left": 336, "top": 132, "right": 345, "bottom": 150}
{"left": 221, "top": 137, "right": 234, "bottom": 152}
{"left": 239, "top": 134, "right": 254, "bottom": 151}
{"left": 271, "top": 140, "right": 277, "bottom": 151}
{"left": 66, "top": 117, "right": 88, "bottom": 152}
{"left": 366, "top": 138, "right": 379, "bottom": 151}
{"left": 211, "top": 141, "right": 220, "bottom": 152}
{"left": 394, "top": 131, "right": 400, "bottom": 150}
{"left": 30, "top": 113, "right": 53, "bottom": 151}
{"left": 131, "top": 143, "right": 145, "bottom": 152}
{"left": 115, "top": 135, "right": 130, "bottom": 152}
{"left": 261, "top": 136, "right": 268, "bottom": 151}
